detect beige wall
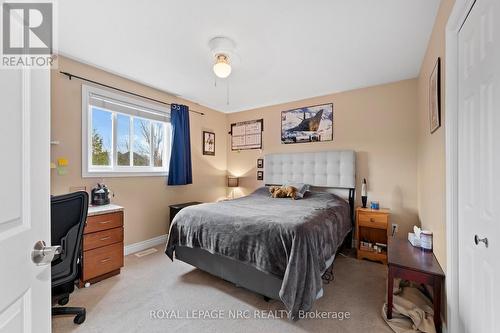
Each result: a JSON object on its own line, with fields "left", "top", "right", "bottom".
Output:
{"left": 226, "top": 79, "right": 419, "bottom": 238}
{"left": 51, "top": 56, "right": 228, "bottom": 246}
{"left": 416, "top": 0, "right": 455, "bottom": 272}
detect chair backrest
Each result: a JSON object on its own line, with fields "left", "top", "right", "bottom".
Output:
{"left": 51, "top": 191, "right": 89, "bottom": 287}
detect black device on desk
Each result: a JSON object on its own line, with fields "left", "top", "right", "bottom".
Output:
{"left": 91, "top": 183, "right": 111, "bottom": 206}
{"left": 51, "top": 191, "right": 89, "bottom": 325}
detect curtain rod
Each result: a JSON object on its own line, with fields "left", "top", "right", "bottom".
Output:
{"left": 59, "top": 71, "right": 205, "bottom": 116}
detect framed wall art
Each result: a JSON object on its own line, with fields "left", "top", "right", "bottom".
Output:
{"left": 281, "top": 103, "right": 333, "bottom": 144}
{"left": 429, "top": 58, "right": 441, "bottom": 134}
{"left": 230, "top": 119, "right": 263, "bottom": 150}
{"left": 257, "top": 158, "right": 263, "bottom": 169}
{"left": 203, "top": 131, "right": 215, "bottom": 155}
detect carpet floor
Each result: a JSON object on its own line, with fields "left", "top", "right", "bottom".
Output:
{"left": 52, "top": 246, "right": 392, "bottom": 333}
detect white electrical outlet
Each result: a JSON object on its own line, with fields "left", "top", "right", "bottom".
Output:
{"left": 391, "top": 223, "right": 399, "bottom": 235}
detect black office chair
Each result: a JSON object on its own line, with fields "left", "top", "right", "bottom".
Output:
{"left": 51, "top": 191, "right": 89, "bottom": 325}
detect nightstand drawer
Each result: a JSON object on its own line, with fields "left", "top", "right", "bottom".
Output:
{"left": 83, "top": 227, "right": 123, "bottom": 251}
{"left": 83, "top": 243, "right": 123, "bottom": 281}
{"left": 358, "top": 213, "right": 388, "bottom": 229}
{"left": 85, "top": 211, "right": 123, "bottom": 234}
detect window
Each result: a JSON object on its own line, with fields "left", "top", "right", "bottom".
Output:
{"left": 82, "top": 85, "right": 171, "bottom": 177}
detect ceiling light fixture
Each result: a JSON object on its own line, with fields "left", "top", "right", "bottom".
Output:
{"left": 208, "top": 37, "right": 238, "bottom": 79}
{"left": 213, "top": 54, "right": 231, "bottom": 78}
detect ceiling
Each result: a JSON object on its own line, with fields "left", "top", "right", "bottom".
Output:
{"left": 57, "top": 0, "right": 440, "bottom": 113}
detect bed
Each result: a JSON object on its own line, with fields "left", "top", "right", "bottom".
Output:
{"left": 165, "top": 150, "right": 356, "bottom": 318}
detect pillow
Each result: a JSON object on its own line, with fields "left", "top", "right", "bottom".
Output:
{"left": 283, "top": 182, "right": 310, "bottom": 199}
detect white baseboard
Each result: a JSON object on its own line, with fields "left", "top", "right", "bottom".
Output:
{"left": 124, "top": 234, "right": 168, "bottom": 256}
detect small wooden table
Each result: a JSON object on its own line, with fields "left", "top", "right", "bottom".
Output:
{"left": 387, "top": 239, "right": 445, "bottom": 333}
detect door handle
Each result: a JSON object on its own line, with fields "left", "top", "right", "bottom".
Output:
{"left": 31, "top": 240, "right": 62, "bottom": 266}
{"left": 474, "top": 235, "right": 489, "bottom": 248}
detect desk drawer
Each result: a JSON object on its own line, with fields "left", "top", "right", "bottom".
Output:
{"left": 83, "top": 242, "right": 123, "bottom": 281}
{"left": 85, "top": 211, "right": 123, "bottom": 234}
{"left": 84, "top": 227, "right": 123, "bottom": 251}
{"left": 358, "top": 213, "right": 388, "bottom": 229}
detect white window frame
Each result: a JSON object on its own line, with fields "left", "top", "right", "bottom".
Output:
{"left": 82, "top": 84, "right": 171, "bottom": 177}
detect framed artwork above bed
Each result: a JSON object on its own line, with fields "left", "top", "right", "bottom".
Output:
{"left": 281, "top": 103, "right": 333, "bottom": 144}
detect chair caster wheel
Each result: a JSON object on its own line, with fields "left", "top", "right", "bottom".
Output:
{"left": 74, "top": 312, "right": 86, "bottom": 324}
{"left": 58, "top": 297, "right": 69, "bottom": 306}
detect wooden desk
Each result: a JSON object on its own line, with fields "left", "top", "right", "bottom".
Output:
{"left": 387, "top": 239, "right": 445, "bottom": 333}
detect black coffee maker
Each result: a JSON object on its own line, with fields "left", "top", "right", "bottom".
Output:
{"left": 91, "top": 183, "right": 111, "bottom": 206}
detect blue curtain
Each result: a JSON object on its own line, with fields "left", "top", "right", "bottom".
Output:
{"left": 168, "top": 104, "right": 192, "bottom": 185}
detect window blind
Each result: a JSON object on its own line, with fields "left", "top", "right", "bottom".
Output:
{"left": 89, "top": 93, "right": 170, "bottom": 122}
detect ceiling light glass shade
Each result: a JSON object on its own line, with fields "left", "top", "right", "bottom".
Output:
{"left": 213, "top": 54, "right": 232, "bottom": 78}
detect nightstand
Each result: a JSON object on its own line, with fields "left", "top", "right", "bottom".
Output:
{"left": 169, "top": 202, "right": 202, "bottom": 229}
{"left": 355, "top": 207, "right": 390, "bottom": 264}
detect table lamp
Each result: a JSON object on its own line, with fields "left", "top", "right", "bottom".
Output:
{"left": 227, "top": 176, "right": 239, "bottom": 199}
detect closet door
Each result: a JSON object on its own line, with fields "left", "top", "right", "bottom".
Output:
{"left": 458, "top": 0, "right": 500, "bottom": 332}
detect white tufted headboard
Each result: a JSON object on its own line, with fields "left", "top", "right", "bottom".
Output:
{"left": 264, "top": 150, "right": 356, "bottom": 189}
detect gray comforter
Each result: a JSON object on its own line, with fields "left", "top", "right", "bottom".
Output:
{"left": 165, "top": 187, "right": 351, "bottom": 318}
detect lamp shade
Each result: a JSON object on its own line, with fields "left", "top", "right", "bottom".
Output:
{"left": 227, "top": 176, "right": 239, "bottom": 188}
{"left": 213, "top": 54, "right": 232, "bottom": 78}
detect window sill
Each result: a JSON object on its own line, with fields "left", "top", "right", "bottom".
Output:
{"left": 82, "top": 171, "right": 168, "bottom": 178}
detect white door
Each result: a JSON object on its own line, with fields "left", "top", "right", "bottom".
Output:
{"left": 458, "top": 0, "right": 500, "bottom": 332}
{"left": 0, "top": 67, "right": 51, "bottom": 332}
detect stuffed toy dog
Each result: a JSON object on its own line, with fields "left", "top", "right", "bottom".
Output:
{"left": 269, "top": 186, "right": 298, "bottom": 200}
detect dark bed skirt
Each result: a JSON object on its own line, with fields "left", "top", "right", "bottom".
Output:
{"left": 175, "top": 246, "right": 283, "bottom": 301}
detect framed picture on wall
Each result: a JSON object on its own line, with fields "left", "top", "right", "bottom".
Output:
{"left": 203, "top": 131, "right": 215, "bottom": 155}
{"left": 429, "top": 58, "right": 441, "bottom": 134}
{"left": 281, "top": 103, "right": 333, "bottom": 144}
{"left": 231, "top": 119, "right": 263, "bottom": 150}
{"left": 257, "top": 158, "right": 264, "bottom": 169}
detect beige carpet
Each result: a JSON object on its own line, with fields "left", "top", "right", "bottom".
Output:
{"left": 52, "top": 246, "right": 392, "bottom": 333}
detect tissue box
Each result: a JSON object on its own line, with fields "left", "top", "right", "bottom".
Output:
{"left": 408, "top": 233, "right": 421, "bottom": 247}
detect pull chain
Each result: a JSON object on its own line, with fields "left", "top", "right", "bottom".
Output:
{"left": 213, "top": 76, "right": 229, "bottom": 105}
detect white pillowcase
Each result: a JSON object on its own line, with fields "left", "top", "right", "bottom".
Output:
{"left": 283, "top": 182, "right": 310, "bottom": 199}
